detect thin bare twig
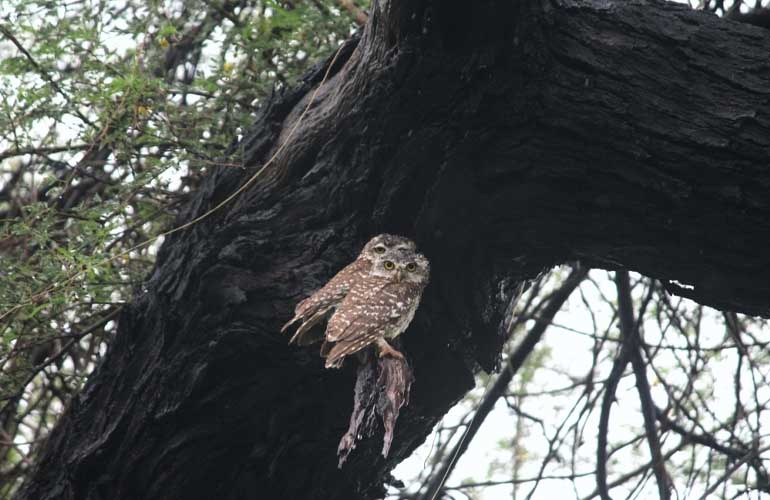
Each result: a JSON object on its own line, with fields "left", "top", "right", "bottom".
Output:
{"left": 420, "top": 265, "right": 589, "bottom": 500}
{"left": 616, "top": 270, "right": 672, "bottom": 500}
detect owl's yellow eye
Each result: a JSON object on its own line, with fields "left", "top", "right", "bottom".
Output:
{"left": 406, "top": 262, "right": 417, "bottom": 272}
{"left": 374, "top": 246, "right": 387, "bottom": 254}
{"left": 383, "top": 260, "right": 395, "bottom": 270}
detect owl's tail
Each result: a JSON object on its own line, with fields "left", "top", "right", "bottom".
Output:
{"left": 286, "top": 309, "right": 328, "bottom": 345}
{"left": 322, "top": 341, "right": 345, "bottom": 369}
{"left": 280, "top": 316, "right": 298, "bottom": 333}
{"left": 323, "top": 340, "right": 362, "bottom": 369}
{"left": 289, "top": 326, "right": 325, "bottom": 346}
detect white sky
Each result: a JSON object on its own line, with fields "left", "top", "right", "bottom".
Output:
{"left": 390, "top": 269, "right": 770, "bottom": 499}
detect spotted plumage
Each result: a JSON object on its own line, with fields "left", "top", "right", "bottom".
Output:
{"left": 283, "top": 234, "right": 429, "bottom": 368}
{"left": 282, "top": 234, "right": 416, "bottom": 345}
{"left": 321, "top": 252, "right": 429, "bottom": 368}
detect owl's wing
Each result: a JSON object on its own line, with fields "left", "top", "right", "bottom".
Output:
{"left": 324, "top": 278, "right": 392, "bottom": 342}
{"left": 282, "top": 259, "right": 367, "bottom": 337}
{"left": 323, "top": 281, "right": 418, "bottom": 368}
{"left": 323, "top": 317, "right": 384, "bottom": 368}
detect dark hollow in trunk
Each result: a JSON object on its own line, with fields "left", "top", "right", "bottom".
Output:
{"left": 17, "top": 1, "right": 770, "bottom": 499}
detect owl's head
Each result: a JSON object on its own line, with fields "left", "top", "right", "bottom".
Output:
{"left": 359, "top": 234, "right": 417, "bottom": 261}
{"left": 370, "top": 251, "right": 430, "bottom": 286}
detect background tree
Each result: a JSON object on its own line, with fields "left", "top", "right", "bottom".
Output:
{"left": 1, "top": 0, "right": 364, "bottom": 494}
{"left": 2, "top": 0, "right": 770, "bottom": 499}
{"left": 400, "top": 268, "right": 770, "bottom": 499}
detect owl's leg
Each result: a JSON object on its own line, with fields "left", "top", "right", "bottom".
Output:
{"left": 375, "top": 338, "right": 405, "bottom": 360}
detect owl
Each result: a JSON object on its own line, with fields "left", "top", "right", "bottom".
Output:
{"left": 320, "top": 250, "right": 430, "bottom": 368}
{"left": 282, "top": 234, "right": 416, "bottom": 345}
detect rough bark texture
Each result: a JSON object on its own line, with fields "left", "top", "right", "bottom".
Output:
{"left": 336, "top": 349, "right": 413, "bottom": 468}
{"left": 18, "top": 0, "right": 770, "bottom": 499}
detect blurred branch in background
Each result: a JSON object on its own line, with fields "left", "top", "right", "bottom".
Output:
{"left": 392, "top": 268, "right": 770, "bottom": 499}
{"left": 419, "top": 266, "right": 589, "bottom": 500}
{"left": 701, "top": 0, "right": 770, "bottom": 28}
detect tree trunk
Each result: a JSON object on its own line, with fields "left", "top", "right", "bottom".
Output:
{"left": 18, "top": 1, "right": 770, "bottom": 498}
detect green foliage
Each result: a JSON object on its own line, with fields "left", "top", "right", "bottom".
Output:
{"left": 0, "top": 0, "right": 368, "bottom": 491}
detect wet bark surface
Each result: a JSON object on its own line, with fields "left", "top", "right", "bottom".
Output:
{"left": 18, "top": 1, "right": 770, "bottom": 499}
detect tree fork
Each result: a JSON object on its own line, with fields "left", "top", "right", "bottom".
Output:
{"left": 18, "top": 1, "right": 770, "bottom": 499}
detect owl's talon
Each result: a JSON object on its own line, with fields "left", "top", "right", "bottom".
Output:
{"left": 376, "top": 339, "right": 405, "bottom": 360}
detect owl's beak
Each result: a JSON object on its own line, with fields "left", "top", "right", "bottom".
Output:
{"left": 395, "top": 268, "right": 405, "bottom": 283}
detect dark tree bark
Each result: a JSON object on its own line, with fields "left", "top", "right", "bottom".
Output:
{"left": 18, "top": 0, "right": 770, "bottom": 499}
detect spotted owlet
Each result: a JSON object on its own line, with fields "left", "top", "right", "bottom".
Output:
{"left": 282, "top": 234, "right": 417, "bottom": 345}
{"left": 321, "top": 251, "right": 430, "bottom": 368}
{"left": 282, "top": 234, "right": 429, "bottom": 368}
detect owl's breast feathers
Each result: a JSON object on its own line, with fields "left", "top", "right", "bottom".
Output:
{"left": 321, "top": 279, "right": 425, "bottom": 367}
